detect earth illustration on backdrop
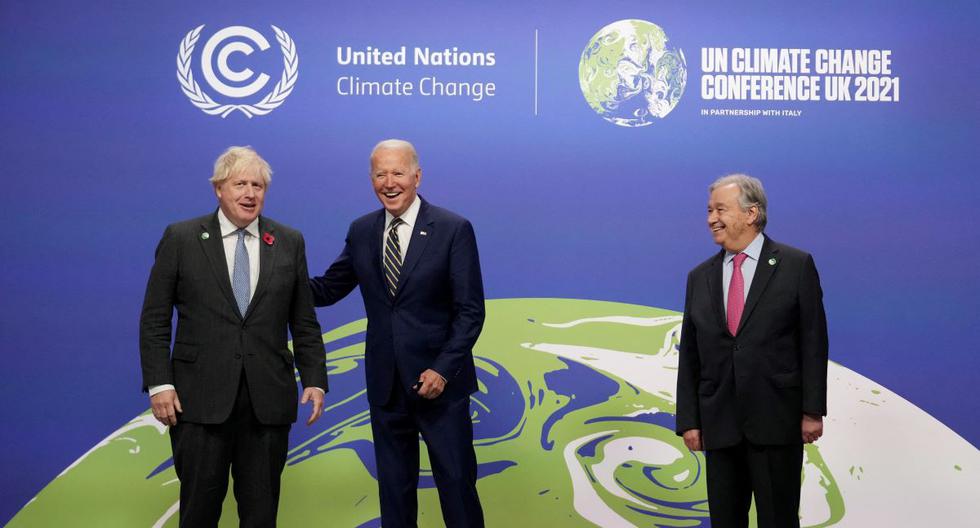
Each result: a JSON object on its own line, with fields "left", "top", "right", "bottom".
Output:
{"left": 579, "top": 19, "right": 687, "bottom": 127}
{"left": 9, "top": 299, "right": 978, "bottom": 527}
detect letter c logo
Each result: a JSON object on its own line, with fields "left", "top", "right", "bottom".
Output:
{"left": 200, "top": 26, "right": 271, "bottom": 98}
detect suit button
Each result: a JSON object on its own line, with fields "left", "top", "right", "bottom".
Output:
{"left": 733, "top": 344, "right": 740, "bottom": 351}
{"left": 235, "top": 354, "right": 242, "bottom": 359}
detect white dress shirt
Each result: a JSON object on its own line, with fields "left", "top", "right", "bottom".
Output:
{"left": 722, "top": 232, "right": 765, "bottom": 312}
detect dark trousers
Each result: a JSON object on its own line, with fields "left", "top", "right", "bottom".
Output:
{"left": 369, "top": 378, "right": 484, "bottom": 528}
{"left": 705, "top": 440, "right": 804, "bottom": 528}
{"left": 169, "top": 375, "right": 290, "bottom": 528}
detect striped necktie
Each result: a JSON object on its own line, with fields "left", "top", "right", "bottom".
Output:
{"left": 383, "top": 218, "right": 404, "bottom": 297}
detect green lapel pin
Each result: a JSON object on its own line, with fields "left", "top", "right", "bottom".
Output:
{"left": 768, "top": 257, "right": 777, "bottom": 266}
{"left": 201, "top": 232, "right": 210, "bottom": 240}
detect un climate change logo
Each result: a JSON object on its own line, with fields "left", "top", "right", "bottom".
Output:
{"left": 177, "top": 25, "right": 298, "bottom": 118}
{"left": 579, "top": 19, "right": 687, "bottom": 127}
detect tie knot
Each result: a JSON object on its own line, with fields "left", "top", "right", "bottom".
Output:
{"left": 389, "top": 218, "right": 404, "bottom": 231}
{"left": 236, "top": 228, "right": 248, "bottom": 239}
{"left": 733, "top": 253, "right": 748, "bottom": 267}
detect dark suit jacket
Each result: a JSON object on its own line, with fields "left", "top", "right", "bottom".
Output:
{"left": 675, "top": 235, "right": 828, "bottom": 449}
{"left": 140, "top": 212, "right": 328, "bottom": 425}
{"left": 310, "top": 199, "right": 485, "bottom": 405}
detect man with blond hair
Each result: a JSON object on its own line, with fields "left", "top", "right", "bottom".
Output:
{"left": 140, "top": 146, "right": 328, "bottom": 527}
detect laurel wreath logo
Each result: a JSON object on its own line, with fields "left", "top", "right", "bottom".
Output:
{"left": 177, "top": 25, "right": 298, "bottom": 118}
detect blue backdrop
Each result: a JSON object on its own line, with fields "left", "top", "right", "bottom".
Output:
{"left": 1, "top": 0, "right": 978, "bottom": 524}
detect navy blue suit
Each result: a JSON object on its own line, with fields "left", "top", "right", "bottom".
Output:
{"left": 311, "top": 198, "right": 485, "bottom": 527}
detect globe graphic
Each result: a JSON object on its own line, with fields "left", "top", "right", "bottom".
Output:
{"left": 9, "top": 299, "right": 979, "bottom": 527}
{"left": 579, "top": 19, "right": 687, "bottom": 127}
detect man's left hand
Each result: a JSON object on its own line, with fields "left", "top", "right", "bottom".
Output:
{"left": 415, "top": 369, "right": 446, "bottom": 399}
{"left": 301, "top": 387, "right": 325, "bottom": 426}
{"left": 802, "top": 414, "right": 823, "bottom": 443}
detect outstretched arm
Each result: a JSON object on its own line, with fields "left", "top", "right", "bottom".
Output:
{"left": 309, "top": 232, "right": 359, "bottom": 307}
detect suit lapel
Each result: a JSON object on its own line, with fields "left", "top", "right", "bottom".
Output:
{"left": 393, "top": 200, "right": 433, "bottom": 299}
{"left": 706, "top": 250, "right": 728, "bottom": 334}
{"left": 738, "top": 236, "right": 779, "bottom": 332}
{"left": 245, "top": 218, "right": 277, "bottom": 319}
{"left": 198, "top": 213, "right": 241, "bottom": 318}
{"left": 371, "top": 211, "right": 389, "bottom": 303}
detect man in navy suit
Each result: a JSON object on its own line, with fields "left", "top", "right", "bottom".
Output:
{"left": 675, "top": 174, "right": 828, "bottom": 528}
{"left": 310, "top": 139, "right": 485, "bottom": 527}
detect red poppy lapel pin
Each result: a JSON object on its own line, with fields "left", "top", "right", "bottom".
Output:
{"left": 262, "top": 232, "right": 275, "bottom": 246}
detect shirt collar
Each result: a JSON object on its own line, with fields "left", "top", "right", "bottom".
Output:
{"left": 217, "top": 209, "right": 259, "bottom": 238}
{"left": 726, "top": 232, "right": 765, "bottom": 263}
{"left": 385, "top": 194, "right": 421, "bottom": 230}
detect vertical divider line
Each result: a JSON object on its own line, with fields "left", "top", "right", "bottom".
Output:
{"left": 534, "top": 29, "right": 539, "bottom": 116}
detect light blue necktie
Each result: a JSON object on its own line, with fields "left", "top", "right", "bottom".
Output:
{"left": 232, "top": 228, "right": 250, "bottom": 316}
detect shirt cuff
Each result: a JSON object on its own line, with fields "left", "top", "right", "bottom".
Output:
{"left": 148, "top": 384, "right": 175, "bottom": 397}
{"left": 308, "top": 387, "right": 326, "bottom": 394}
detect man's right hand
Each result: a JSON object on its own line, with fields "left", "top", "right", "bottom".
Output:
{"left": 682, "top": 428, "right": 703, "bottom": 451}
{"left": 150, "top": 389, "right": 182, "bottom": 426}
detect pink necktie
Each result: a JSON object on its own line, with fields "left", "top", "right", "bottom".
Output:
{"left": 727, "top": 253, "right": 748, "bottom": 336}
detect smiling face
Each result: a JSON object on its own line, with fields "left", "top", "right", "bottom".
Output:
{"left": 707, "top": 183, "right": 759, "bottom": 253}
{"left": 215, "top": 168, "right": 266, "bottom": 228}
{"left": 371, "top": 146, "right": 420, "bottom": 217}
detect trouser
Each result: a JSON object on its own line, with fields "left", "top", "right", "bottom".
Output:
{"left": 705, "top": 440, "right": 804, "bottom": 528}
{"left": 369, "top": 376, "right": 484, "bottom": 528}
{"left": 170, "top": 375, "right": 290, "bottom": 528}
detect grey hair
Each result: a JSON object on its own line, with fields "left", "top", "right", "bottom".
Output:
{"left": 209, "top": 146, "right": 272, "bottom": 186}
{"left": 710, "top": 173, "right": 768, "bottom": 231}
{"left": 370, "top": 139, "right": 419, "bottom": 169}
